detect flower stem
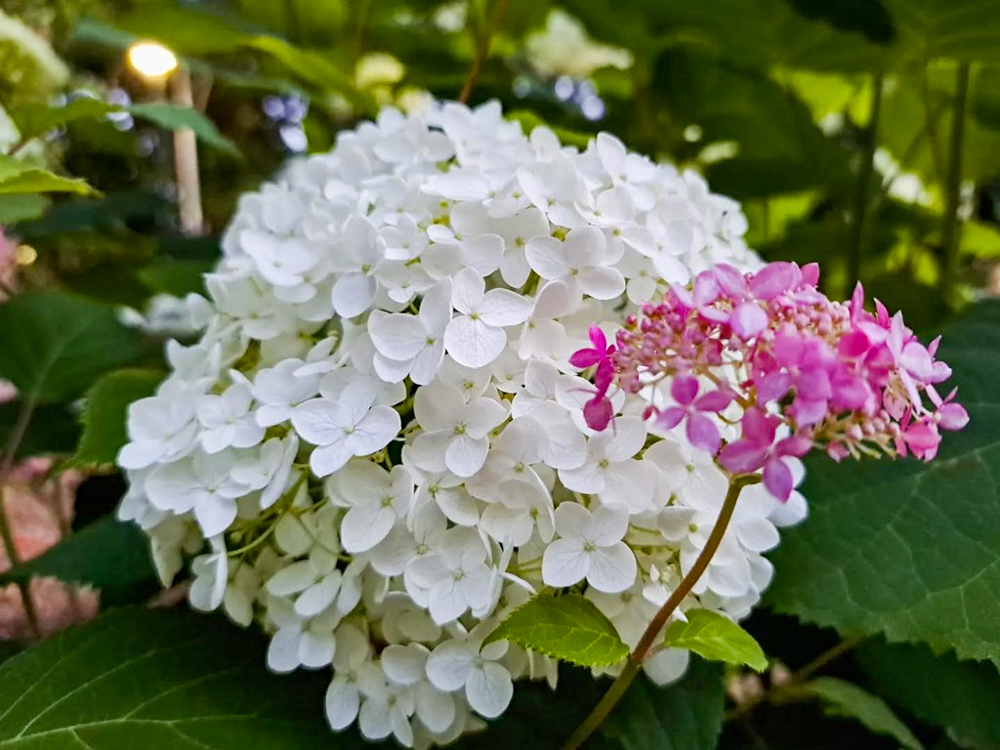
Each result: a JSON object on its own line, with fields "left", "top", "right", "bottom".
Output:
{"left": 561, "top": 473, "right": 760, "bottom": 750}
{"left": 457, "top": 0, "right": 509, "bottom": 104}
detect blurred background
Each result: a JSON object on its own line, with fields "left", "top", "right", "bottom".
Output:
{"left": 1, "top": 2, "right": 999, "bottom": 748}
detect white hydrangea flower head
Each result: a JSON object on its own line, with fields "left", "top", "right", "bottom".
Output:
{"left": 117, "top": 99, "right": 806, "bottom": 746}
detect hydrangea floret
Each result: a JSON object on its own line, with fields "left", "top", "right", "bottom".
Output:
{"left": 115, "top": 100, "right": 964, "bottom": 749}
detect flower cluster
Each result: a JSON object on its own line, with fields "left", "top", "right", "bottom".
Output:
{"left": 584, "top": 261, "right": 968, "bottom": 501}
{"left": 118, "top": 100, "right": 804, "bottom": 747}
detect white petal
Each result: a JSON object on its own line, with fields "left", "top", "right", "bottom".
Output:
{"left": 589, "top": 504, "right": 630, "bottom": 546}
{"left": 299, "top": 629, "right": 336, "bottom": 668}
{"left": 382, "top": 644, "right": 427, "bottom": 686}
{"left": 326, "top": 680, "right": 360, "bottom": 730}
{"left": 466, "top": 663, "right": 513, "bottom": 718}
{"left": 267, "top": 560, "right": 317, "bottom": 595}
{"left": 342, "top": 505, "right": 397, "bottom": 553}
{"left": 579, "top": 266, "right": 626, "bottom": 300}
{"left": 369, "top": 311, "right": 428, "bottom": 361}
{"left": 295, "top": 572, "right": 343, "bottom": 617}
{"left": 267, "top": 628, "right": 301, "bottom": 673}
{"left": 451, "top": 267, "right": 485, "bottom": 314}
{"left": 310, "top": 439, "right": 353, "bottom": 477}
{"left": 415, "top": 682, "right": 456, "bottom": 733}
{"left": 445, "top": 434, "right": 489, "bottom": 478}
{"left": 194, "top": 494, "right": 237, "bottom": 537}
{"left": 445, "top": 316, "right": 506, "bottom": 368}
{"left": 604, "top": 416, "right": 647, "bottom": 461}
{"left": 541, "top": 537, "right": 588, "bottom": 588}
{"left": 478, "top": 289, "right": 534, "bottom": 327}
{"left": 463, "top": 234, "right": 504, "bottom": 276}
{"left": 359, "top": 697, "right": 393, "bottom": 740}
{"left": 426, "top": 641, "right": 474, "bottom": 691}
{"left": 291, "top": 399, "right": 344, "bottom": 446}
{"left": 643, "top": 648, "right": 690, "bottom": 687}
{"left": 587, "top": 542, "right": 637, "bottom": 593}
{"left": 332, "top": 273, "right": 377, "bottom": 318}
{"left": 525, "top": 236, "right": 569, "bottom": 279}
{"left": 349, "top": 406, "right": 401, "bottom": 456}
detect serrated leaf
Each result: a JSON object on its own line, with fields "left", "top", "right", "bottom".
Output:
{"left": 0, "top": 292, "right": 143, "bottom": 403}
{"left": 75, "top": 369, "right": 163, "bottom": 466}
{"left": 766, "top": 301, "right": 1000, "bottom": 666}
{"left": 858, "top": 640, "right": 1000, "bottom": 750}
{"left": 664, "top": 609, "right": 767, "bottom": 671}
{"left": 800, "top": 677, "right": 924, "bottom": 750}
{"left": 484, "top": 592, "right": 629, "bottom": 667}
{"left": 0, "top": 608, "right": 367, "bottom": 750}
{"left": 127, "top": 103, "right": 240, "bottom": 156}
{"left": 0, "top": 157, "right": 94, "bottom": 196}
{"left": 0, "top": 517, "right": 157, "bottom": 606}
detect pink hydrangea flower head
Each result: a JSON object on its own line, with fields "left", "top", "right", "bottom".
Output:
{"left": 571, "top": 261, "right": 969, "bottom": 502}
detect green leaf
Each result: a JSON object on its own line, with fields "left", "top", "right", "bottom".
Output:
{"left": 139, "top": 260, "right": 213, "bottom": 296}
{"left": 885, "top": 0, "right": 1000, "bottom": 64}
{"left": 0, "top": 157, "right": 94, "bottom": 196}
{"left": 0, "top": 401, "right": 80, "bottom": 458}
{"left": 599, "top": 659, "right": 725, "bottom": 750}
{"left": 127, "top": 103, "right": 240, "bottom": 157}
{"left": 484, "top": 592, "right": 629, "bottom": 667}
{"left": 0, "top": 518, "right": 157, "bottom": 606}
{"left": 0, "top": 292, "right": 143, "bottom": 403}
{"left": 0, "top": 194, "right": 49, "bottom": 223}
{"left": 74, "top": 369, "right": 163, "bottom": 466}
{"left": 0, "top": 607, "right": 367, "bottom": 750}
{"left": 664, "top": 609, "right": 767, "bottom": 671}
{"left": 766, "top": 301, "right": 1000, "bottom": 666}
{"left": 10, "top": 98, "right": 115, "bottom": 142}
{"left": 858, "top": 639, "right": 1000, "bottom": 750}
{"left": 800, "top": 677, "right": 924, "bottom": 750}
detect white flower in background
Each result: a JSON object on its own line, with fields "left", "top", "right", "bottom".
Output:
{"left": 118, "top": 99, "right": 801, "bottom": 746}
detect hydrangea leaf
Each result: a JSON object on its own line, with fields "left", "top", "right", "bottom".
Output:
{"left": 0, "top": 608, "right": 368, "bottom": 750}
{"left": 766, "top": 301, "right": 1000, "bottom": 666}
{"left": 598, "top": 659, "right": 725, "bottom": 750}
{"left": 0, "top": 291, "right": 143, "bottom": 403}
{"left": 664, "top": 609, "right": 767, "bottom": 672}
{"left": 799, "top": 677, "right": 924, "bottom": 750}
{"left": 127, "top": 103, "right": 240, "bottom": 157}
{"left": 448, "top": 659, "right": 725, "bottom": 750}
{"left": 0, "top": 517, "right": 157, "bottom": 607}
{"left": 484, "top": 592, "right": 629, "bottom": 667}
{"left": 858, "top": 639, "right": 1000, "bottom": 750}
{"left": 74, "top": 368, "right": 163, "bottom": 466}
{"left": 0, "top": 157, "right": 94, "bottom": 196}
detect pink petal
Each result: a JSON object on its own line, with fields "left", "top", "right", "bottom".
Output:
{"left": 671, "top": 375, "right": 699, "bottom": 406}
{"left": 772, "top": 331, "right": 804, "bottom": 367}
{"left": 775, "top": 433, "right": 812, "bottom": 458}
{"left": 687, "top": 413, "right": 721, "bottom": 454}
{"left": 584, "top": 396, "right": 614, "bottom": 431}
{"left": 656, "top": 407, "right": 686, "bottom": 430}
{"left": 588, "top": 324, "right": 607, "bottom": 352}
{"left": 569, "top": 348, "right": 601, "bottom": 368}
{"left": 839, "top": 330, "right": 870, "bottom": 358}
{"left": 714, "top": 264, "right": 748, "bottom": 298}
{"left": 730, "top": 302, "right": 768, "bottom": 339}
{"left": 800, "top": 262, "right": 820, "bottom": 287}
{"left": 763, "top": 458, "right": 793, "bottom": 502}
{"left": 694, "top": 389, "right": 733, "bottom": 413}
{"left": 750, "top": 262, "right": 798, "bottom": 300}
{"left": 693, "top": 271, "right": 720, "bottom": 307}
{"left": 718, "top": 440, "right": 769, "bottom": 474}
{"left": 790, "top": 396, "right": 828, "bottom": 427}
{"left": 937, "top": 402, "right": 969, "bottom": 431}
{"left": 740, "top": 408, "right": 777, "bottom": 448}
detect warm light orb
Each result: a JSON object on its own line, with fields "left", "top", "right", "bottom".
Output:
{"left": 127, "top": 41, "right": 179, "bottom": 79}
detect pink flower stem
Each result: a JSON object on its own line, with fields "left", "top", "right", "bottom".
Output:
{"left": 561, "top": 473, "right": 761, "bottom": 750}
{"left": 0, "top": 396, "right": 41, "bottom": 639}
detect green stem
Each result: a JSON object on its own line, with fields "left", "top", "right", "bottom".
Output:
{"left": 847, "top": 71, "right": 884, "bottom": 292}
{"left": 457, "top": 0, "right": 509, "bottom": 104}
{"left": 561, "top": 474, "right": 760, "bottom": 750}
{"left": 941, "top": 63, "right": 970, "bottom": 302}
